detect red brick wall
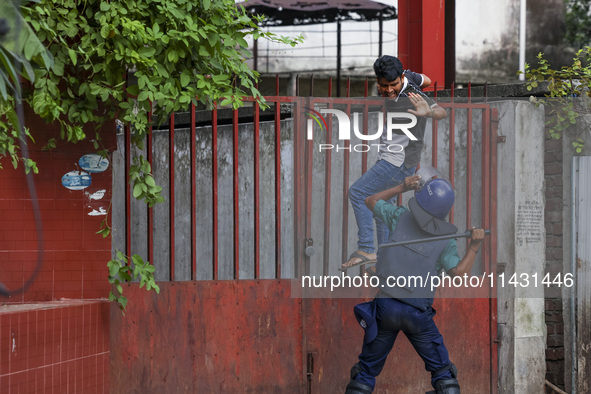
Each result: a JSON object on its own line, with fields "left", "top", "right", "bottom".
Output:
{"left": 1, "top": 117, "right": 116, "bottom": 393}
{"left": 0, "top": 122, "right": 115, "bottom": 301}
{"left": 0, "top": 301, "right": 110, "bottom": 393}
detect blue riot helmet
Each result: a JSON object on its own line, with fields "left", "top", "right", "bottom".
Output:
{"left": 414, "top": 178, "right": 455, "bottom": 220}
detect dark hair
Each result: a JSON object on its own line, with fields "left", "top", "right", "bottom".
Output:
{"left": 373, "top": 55, "right": 404, "bottom": 81}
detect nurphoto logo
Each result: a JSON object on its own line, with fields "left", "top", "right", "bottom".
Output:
{"left": 305, "top": 108, "right": 419, "bottom": 152}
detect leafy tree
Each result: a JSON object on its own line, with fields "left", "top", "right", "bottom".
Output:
{"left": 565, "top": 0, "right": 591, "bottom": 48}
{"left": 1, "top": 0, "right": 301, "bottom": 311}
{"left": 0, "top": 0, "right": 53, "bottom": 173}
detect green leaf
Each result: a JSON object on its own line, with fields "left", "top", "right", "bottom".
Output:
{"left": 133, "top": 183, "right": 143, "bottom": 197}
{"left": 127, "top": 85, "right": 139, "bottom": 96}
{"left": 116, "top": 251, "right": 126, "bottom": 262}
{"left": 137, "top": 90, "right": 149, "bottom": 102}
{"left": 212, "top": 74, "right": 228, "bottom": 83}
{"left": 108, "top": 262, "right": 120, "bottom": 277}
{"left": 198, "top": 46, "right": 209, "bottom": 57}
{"left": 145, "top": 175, "right": 156, "bottom": 187}
{"left": 131, "top": 254, "right": 144, "bottom": 266}
{"left": 180, "top": 73, "right": 191, "bottom": 87}
{"left": 138, "top": 47, "right": 156, "bottom": 58}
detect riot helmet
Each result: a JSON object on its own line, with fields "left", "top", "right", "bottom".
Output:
{"left": 414, "top": 178, "right": 455, "bottom": 220}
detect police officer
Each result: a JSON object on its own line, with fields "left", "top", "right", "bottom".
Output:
{"left": 345, "top": 175, "right": 485, "bottom": 394}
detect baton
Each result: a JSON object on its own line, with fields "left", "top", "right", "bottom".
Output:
{"left": 339, "top": 230, "right": 491, "bottom": 272}
{"left": 378, "top": 229, "right": 491, "bottom": 249}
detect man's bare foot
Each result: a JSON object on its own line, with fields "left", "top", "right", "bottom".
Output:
{"left": 342, "top": 251, "right": 377, "bottom": 269}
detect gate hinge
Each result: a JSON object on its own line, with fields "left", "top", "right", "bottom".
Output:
{"left": 497, "top": 135, "right": 507, "bottom": 143}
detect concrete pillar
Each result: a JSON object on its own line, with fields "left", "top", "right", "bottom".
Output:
{"left": 493, "top": 100, "right": 546, "bottom": 393}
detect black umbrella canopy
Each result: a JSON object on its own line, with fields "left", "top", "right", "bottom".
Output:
{"left": 237, "top": 0, "right": 397, "bottom": 26}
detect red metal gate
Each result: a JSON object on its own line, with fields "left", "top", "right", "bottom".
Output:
{"left": 111, "top": 79, "right": 499, "bottom": 393}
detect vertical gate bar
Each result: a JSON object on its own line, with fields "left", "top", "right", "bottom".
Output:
{"left": 309, "top": 74, "right": 314, "bottom": 97}
{"left": 328, "top": 78, "right": 333, "bottom": 98}
{"left": 147, "top": 108, "right": 154, "bottom": 266}
{"left": 484, "top": 81, "right": 488, "bottom": 103}
{"left": 233, "top": 108, "right": 240, "bottom": 279}
{"left": 346, "top": 77, "right": 351, "bottom": 98}
{"left": 468, "top": 93, "right": 474, "bottom": 258}
{"left": 212, "top": 105, "right": 219, "bottom": 280}
{"left": 169, "top": 113, "right": 176, "bottom": 281}
{"left": 191, "top": 102, "right": 197, "bottom": 281}
{"left": 432, "top": 82, "right": 439, "bottom": 168}
{"left": 276, "top": 74, "right": 280, "bottom": 96}
{"left": 489, "top": 108, "right": 499, "bottom": 394}
{"left": 305, "top": 99, "right": 314, "bottom": 277}
{"left": 274, "top": 99, "right": 282, "bottom": 278}
{"left": 362, "top": 80, "right": 369, "bottom": 175}
{"left": 296, "top": 75, "right": 300, "bottom": 96}
{"left": 323, "top": 98, "right": 334, "bottom": 276}
{"left": 481, "top": 108, "right": 491, "bottom": 274}
{"left": 254, "top": 97, "right": 261, "bottom": 279}
{"left": 125, "top": 124, "right": 131, "bottom": 260}
{"left": 432, "top": 82, "right": 438, "bottom": 168}
{"left": 341, "top": 84, "right": 351, "bottom": 269}
{"left": 448, "top": 83, "right": 456, "bottom": 223}
{"left": 482, "top": 105, "right": 493, "bottom": 390}
{"left": 294, "top": 98, "right": 303, "bottom": 278}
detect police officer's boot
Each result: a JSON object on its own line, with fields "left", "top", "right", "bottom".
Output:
{"left": 344, "top": 379, "right": 373, "bottom": 394}
{"left": 345, "top": 363, "right": 373, "bottom": 394}
{"left": 434, "top": 378, "right": 460, "bottom": 393}
{"left": 427, "top": 363, "right": 460, "bottom": 394}
{"left": 426, "top": 378, "right": 460, "bottom": 394}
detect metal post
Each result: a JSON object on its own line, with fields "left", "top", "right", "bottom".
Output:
{"left": 378, "top": 14, "right": 383, "bottom": 57}
{"left": 337, "top": 20, "right": 342, "bottom": 97}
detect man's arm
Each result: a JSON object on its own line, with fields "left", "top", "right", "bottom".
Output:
{"left": 420, "top": 74, "right": 432, "bottom": 89}
{"left": 365, "top": 175, "right": 420, "bottom": 212}
{"left": 447, "top": 229, "right": 486, "bottom": 277}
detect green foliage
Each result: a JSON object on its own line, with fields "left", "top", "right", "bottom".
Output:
{"left": 129, "top": 156, "right": 164, "bottom": 207}
{"left": 0, "top": 0, "right": 53, "bottom": 172}
{"left": 520, "top": 48, "right": 591, "bottom": 153}
{"left": 107, "top": 250, "right": 160, "bottom": 314}
{"left": 565, "top": 0, "right": 591, "bottom": 48}
{"left": 18, "top": 0, "right": 300, "bottom": 144}
{"left": 2, "top": 0, "right": 301, "bottom": 167}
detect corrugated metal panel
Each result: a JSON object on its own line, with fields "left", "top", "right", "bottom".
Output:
{"left": 574, "top": 156, "right": 591, "bottom": 393}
